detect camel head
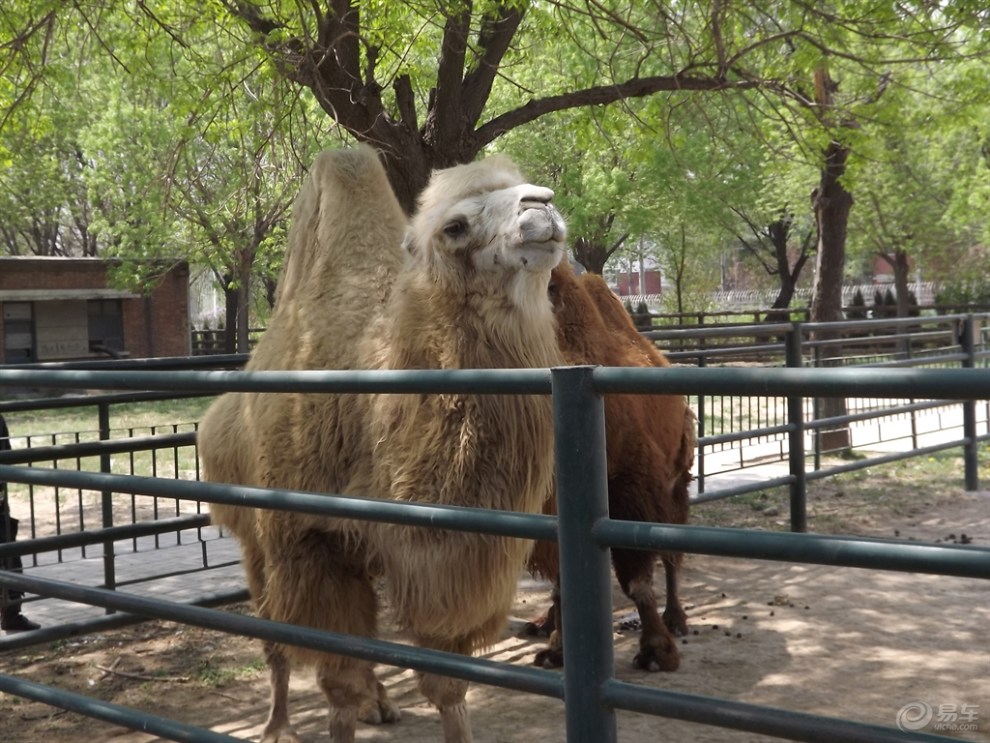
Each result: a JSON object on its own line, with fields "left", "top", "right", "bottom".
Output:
{"left": 404, "top": 155, "right": 567, "bottom": 305}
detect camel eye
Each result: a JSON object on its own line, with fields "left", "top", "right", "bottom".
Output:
{"left": 443, "top": 219, "right": 468, "bottom": 238}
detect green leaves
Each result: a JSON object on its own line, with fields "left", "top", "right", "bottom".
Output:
{"left": 1, "top": 0, "right": 987, "bottom": 313}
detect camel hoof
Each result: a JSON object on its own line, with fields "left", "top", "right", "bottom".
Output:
{"left": 260, "top": 726, "right": 301, "bottom": 743}
{"left": 534, "top": 647, "right": 564, "bottom": 669}
{"left": 633, "top": 644, "right": 680, "bottom": 673}
{"left": 523, "top": 613, "right": 554, "bottom": 638}
{"left": 663, "top": 607, "right": 689, "bottom": 637}
{"left": 358, "top": 696, "right": 401, "bottom": 725}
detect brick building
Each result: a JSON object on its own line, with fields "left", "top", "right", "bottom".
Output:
{"left": 0, "top": 257, "right": 190, "bottom": 363}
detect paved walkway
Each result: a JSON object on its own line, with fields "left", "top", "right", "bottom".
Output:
{"left": 6, "top": 525, "right": 245, "bottom": 632}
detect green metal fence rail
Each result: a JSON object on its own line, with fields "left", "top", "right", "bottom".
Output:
{"left": 647, "top": 313, "right": 989, "bottom": 503}
{"left": 0, "top": 365, "right": 988, "bottom": 742}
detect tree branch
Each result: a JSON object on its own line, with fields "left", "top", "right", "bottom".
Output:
{"left": 461, "top": 3, "right": 524, "bottom": 129}
{"left": 474, "top": 74, "right": 762, "bottom": 148}
{"left": 608, "top": 232, "right": 630, "bottom": 255}
{"left": 429, "top": 8, "right": 470, "bottom": 147}
{"left": 393, "top": 74, "right": 418, "bottom": 131}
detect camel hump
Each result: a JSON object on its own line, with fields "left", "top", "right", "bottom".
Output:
{"left": 276, "top": 145, "right": 408, "bottom": 308}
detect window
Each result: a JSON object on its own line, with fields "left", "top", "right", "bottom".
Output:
{"left": 2, "top": 303, "right": 34, "bottom": 363}
{"left": 87, "top": 299, "right": 124, "bottom": 356}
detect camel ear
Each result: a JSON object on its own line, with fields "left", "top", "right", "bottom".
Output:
{"left": 401, "top": 227, "right": 417, "bottom": 257}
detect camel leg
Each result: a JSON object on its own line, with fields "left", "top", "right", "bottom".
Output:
{"left": 260, "top": 642, "right": 298, "bottom": 743}
{"left": 661, "top": 551, "right": 689, "bottom": 636}
{"left": 316, "top": 657, "right": 393, "bottom": 743}
{"left": 235, "top": 539, "right": 300, "bottom": 743}
{"left": 416, "top": 637, "right": 474, "bottom": 743}
{"left": 356, "top": 669, "right": 401, "bottom": 725}
{"left": 532, "top": 584, "right": 564, "bottom": 668}
{"left": 613, "top": 548, "right": 680, "bottom": 672}
{"left": 260, "top": 530, "right": 397, "bottom": 742}
{"left": 663, "top": 474, "right": 691, "bottom": 637}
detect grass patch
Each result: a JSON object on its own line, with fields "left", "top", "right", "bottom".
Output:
{"left": 194, "top": 656, "right": 266, "bottom": 687}
{"left": 5, "top": 395, "right": 216, "bottom": 442}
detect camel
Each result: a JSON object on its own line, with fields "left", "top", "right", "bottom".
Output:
{"left": 198, "top": 146, "right": 567, "bottom": 743}
{"left": 526, "top": 259, "right": 696, "bottom": 672}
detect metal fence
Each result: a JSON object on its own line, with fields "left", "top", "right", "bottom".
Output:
{"left": 654, "top": 313, "right": 990, "bottom": 507}
{"left": 0, "top": 362, "right": 989, "bottom": 742}
{"left": 0, "top": 314, "right": 987, "bottom": 609}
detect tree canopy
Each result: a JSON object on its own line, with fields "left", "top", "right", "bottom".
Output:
{"left": 1, "top": 1, "right": 988, "bottom": 342}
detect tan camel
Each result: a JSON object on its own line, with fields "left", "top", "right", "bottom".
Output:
{"left": 199, "top": 145, "right": 566, "bottom": 743}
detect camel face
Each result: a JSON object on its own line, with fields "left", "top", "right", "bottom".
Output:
{"left": 408, "top": 160, "right": 567, "bottom": 291}
{"left": 470, "top": 183, "right": 566, "bottom": 274}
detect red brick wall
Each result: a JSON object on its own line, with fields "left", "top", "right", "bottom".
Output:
{"left": 122, "top": 264, "right": 191, "bottom": 358}
{"left": 0, "top": 258, "right": 190, "bottom": 362}
{"left": 616, "top": 269, "right": 663, "bottom": 296}
{"left": 0, "top": 258, "right": 108, "bottom": 293}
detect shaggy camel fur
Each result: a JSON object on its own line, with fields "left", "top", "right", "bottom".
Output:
{"left": 198, "top": 145, "right": 566, "bottom": 743}
{"left": 527, "top": 259, "right": 696, "bottom": 672}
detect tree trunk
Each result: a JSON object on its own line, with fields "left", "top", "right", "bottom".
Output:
{"left": 572, "top": 237, "right": 611, "bottom": 275}
{"left": 810, "top": 142, "right": 853, "bottom": 325}
{"left": 888, "top": 248, "right": 913, "bottom": 357}
{"left": 811, "top": 138, "right": 854, "bottom": 452}
{"left": 674, "top": 224, "right": 688, "bottom": 315}
{"left": 233, "top": 243, "right": 258, "bottom": 353}
{"left": 222, "top": 276, "right": 238, "bottom": 354}
{"left": 764, "top": 215, "right": 811, "bottom": 322}
{"left": 377, "top": 135, "right": 434, "bottom": 216}
{"left": 890, "top": 249, "right": 911, "bottom": 317}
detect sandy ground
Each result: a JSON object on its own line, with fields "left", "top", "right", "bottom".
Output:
{"left": 2, "top": 490, "right": 988, "bottom": 743}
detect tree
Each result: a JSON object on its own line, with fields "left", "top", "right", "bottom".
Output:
{"left": 1, "top": 2, "right": 947, "bottom": 211}
{"left": 732, "top": 208, "right": 815, "bottom": 319}
{"left": 846, "top": 57, "right": 990, "bottom": 314}
{"left": 0, "top": 73, "right": 97, "bottom": 255}
{"left": 162, "top": 71, "right": 331, "bottom": 352}
{"left": 3, "top": 2, "right": 988, "bottom": 322}
{"left": 0, "top": 6, "right": 334, "bottom": 351}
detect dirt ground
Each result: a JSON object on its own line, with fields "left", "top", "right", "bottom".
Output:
{"left": 2, "top": 476, "right": 989, "bottom": 742}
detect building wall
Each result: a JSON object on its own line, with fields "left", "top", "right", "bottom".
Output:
{"left": 120, "top": 264, "right": 191, "bottom": 358}
{"left": 0, "top": 258, "right": 190, "bottom": 363}
{"left": 35, "top": 300, "right": 90, "bottom": 360}
{"left": 615, "top": 269, "right": 663, "bottom": 296}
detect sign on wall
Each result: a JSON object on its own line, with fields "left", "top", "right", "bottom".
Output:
{"left": 35, "top": 301, "right": 90, "bottom": 360}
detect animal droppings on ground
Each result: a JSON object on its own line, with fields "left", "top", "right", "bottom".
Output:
{"left": 615, "top": 617, "right": 642, "bottom": 632}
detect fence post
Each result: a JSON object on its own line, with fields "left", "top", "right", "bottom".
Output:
{"left": 960, "top": 315, "right": 979, "bottom": 491}
{"left": 786, "top": 325, "right": 807, "bottom": 532}
{"left": 98, "top": 402, "right": 116, "bottom": 611}
{"left": 695, "top": 340, "right": 707, "bottom": 495}
{"left": 812, "top": 339, "right": 822, "bottom": 471}
{"left": 551, "top": 365, "right": 616, "bottom": 743}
